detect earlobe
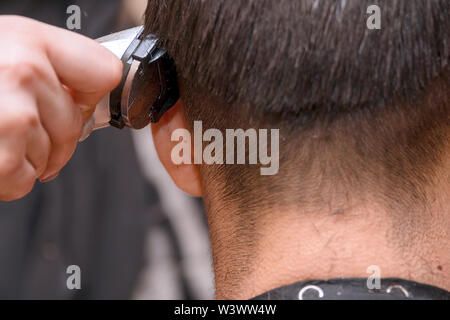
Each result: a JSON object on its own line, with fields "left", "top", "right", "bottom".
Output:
{"left": 151, "top": 99, "right": 203, "bottom": 197}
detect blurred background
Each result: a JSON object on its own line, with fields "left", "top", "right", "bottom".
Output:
{"left": 0, "top": 0, "right": 214, "bottom": 299}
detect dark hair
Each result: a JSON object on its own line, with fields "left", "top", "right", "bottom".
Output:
{"left": 145, "top": 0, "right": 448, "bottom": 118}
{"left": 144, "top": 0, "right": 449, "bottom": 214}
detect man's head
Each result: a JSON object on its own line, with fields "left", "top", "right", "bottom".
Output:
{"left": 145, "top": 0, "right": 449, "bottom": 218}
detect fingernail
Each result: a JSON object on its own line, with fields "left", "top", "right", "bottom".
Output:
{"left": 39, "top": 172, "right": 60, "bottom": 183}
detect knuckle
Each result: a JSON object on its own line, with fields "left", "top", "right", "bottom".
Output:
{"left": 12, "top": 62, "right": 40, "bottom": 86}
{"left": 21, "top": 177, "right": 36, "bottom": 197}
{"left": 3, "top": 109, "right": 39, "bottom": 133}
{"left": 21, "top": 110, "right": 39, "bottom": 128}
{"left": 1, "top": 179, "right": 36, "bottom": 202}
{"left": 0, "top": 152, "right": 23, "bottom": 178}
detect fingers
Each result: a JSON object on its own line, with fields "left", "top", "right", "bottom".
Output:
{"left": 0, "top": 157, "right": 36, "bottom": 202}
{"left": 0, "top": 16, "right": 122, "bottom": 201}
{"left": 42, "top": 22, "right": 122, "bottom": 108}
{"left": 25, "top": 118, "right": 51, "bottom": 178}
{"left": 0, "top": 54, "right": 83, "bottom": 198}
{"left": 2, "top": 16, "right": 122, "bottom": 109}
{"left": 0, "top": 91, "right": 45, "bottom": 201}
{"left": 29, "top": 61, "right": 84, "bottom": 179}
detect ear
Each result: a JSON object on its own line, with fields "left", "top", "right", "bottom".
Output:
{"left": 151, "top": 100, "right": 202, "bottom": 197}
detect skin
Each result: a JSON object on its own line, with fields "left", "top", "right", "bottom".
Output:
{"left": 151, "top": 100, "right": 202, "bottom": 197}
{"left": 0, "top": 16, "right": 122, "bottom": 201}
{"left": 152, "top": 100, "right": 450, "bottom": 299}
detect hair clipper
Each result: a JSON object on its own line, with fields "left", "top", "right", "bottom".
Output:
{"left": 79, "top": 26, "right": 179, "bottom": 141}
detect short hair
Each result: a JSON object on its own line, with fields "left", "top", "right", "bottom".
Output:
{"left": 144, "top": 0, "right": 449, "bottom": 213}
{"left": 145, "top": 0, "right": 448, "bottom": 118}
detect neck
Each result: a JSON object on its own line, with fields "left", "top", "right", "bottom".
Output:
{"left": 207, "top": 199, "right": 449, "bottom": 299}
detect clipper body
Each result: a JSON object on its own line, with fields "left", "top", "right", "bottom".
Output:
{"left": 80, "top": 26, "right": 178, "bottom": 141}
